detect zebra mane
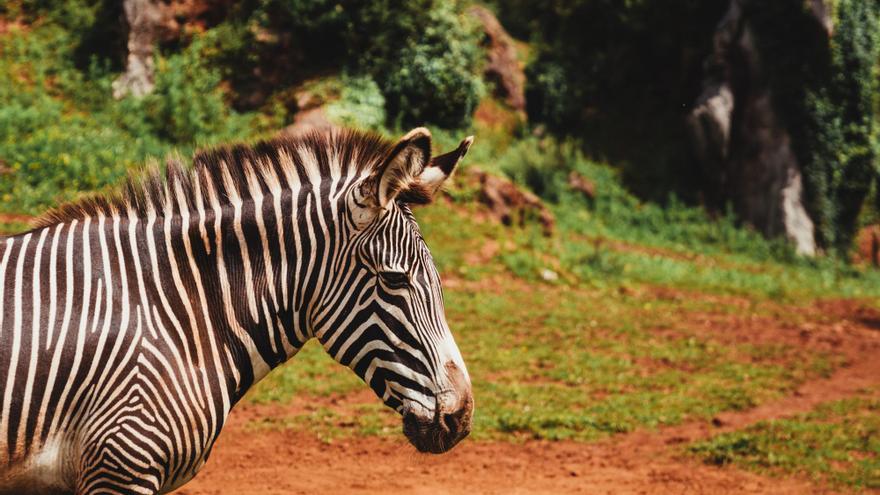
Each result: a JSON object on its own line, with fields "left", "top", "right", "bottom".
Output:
{"left": 34, "top": 128, "right": 396, "bottom": 229}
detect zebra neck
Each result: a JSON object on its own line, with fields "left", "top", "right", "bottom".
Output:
{"left": 143, "top": 188, "right": 339, "bottom": 401}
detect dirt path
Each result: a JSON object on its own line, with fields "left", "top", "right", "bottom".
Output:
{"left": 174, "top": 419, "right": 831, "bottom": 495}
{"left": 174, "top": 298, "right": 880, "bottom": 495}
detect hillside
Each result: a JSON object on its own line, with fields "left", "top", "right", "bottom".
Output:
{"left": 2, "top": 2, "right": 880, "bottom": 493}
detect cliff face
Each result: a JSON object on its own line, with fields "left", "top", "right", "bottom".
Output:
{"left": 687, "top": 0, "right": 829, "bottom": 256}
{"left": 112, "top": 0, "right": 162, "bottom": 98}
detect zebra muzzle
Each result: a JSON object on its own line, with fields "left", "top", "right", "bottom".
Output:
{"left": 402, "top": 362, "right": 473, "bottom": 454}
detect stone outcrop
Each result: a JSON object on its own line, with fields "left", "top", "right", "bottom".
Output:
{"left": 468, "top": 6, "right": 526, "bottom": 113}
{"left": 112, "top": 0, "right": 228, "bottom": 99}
{"left": 112, "top": 0, "right": 163, "bottom": 99}
{"left": 465, "top": 168, "right": 555, "bottom": 236}
{"left": 853, "top": 225, "right": 880, "bottom": 267}
{"left": 568, "top": 172, "right": 596, "bottom": 201}
{"left": 279, "top": 87, "right": 335, "bottom": 137}
{"left": 687, "top": 0, "right": 822, "bottom": 256}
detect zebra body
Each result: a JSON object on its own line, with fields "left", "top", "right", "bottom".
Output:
{"left": 0, "top": 128, "right": 474, "bottom": 494}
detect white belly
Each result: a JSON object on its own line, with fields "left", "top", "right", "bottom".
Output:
{"left": 0, "top": 438, "right": 72, "bottom": 495}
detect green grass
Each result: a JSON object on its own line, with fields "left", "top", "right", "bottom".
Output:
{"left": 690, "top": 394, "right": 880, "bottom": 490}
{"left": 247, "top": 272, "right": 838, "bottom": 441}
{"left": 3, "top": 12, "right": 879, "bottom": 490}
{"left": 245, "top": 205, "right": 847, "bottom": 442}
{"left": 0, "top": 220, "right": 30, "bottom": 235}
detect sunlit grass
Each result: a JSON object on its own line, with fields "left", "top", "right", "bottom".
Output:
{"left": 247, "top": 269, "right": 838, "bottom": 441}
{"left": 690, "top": 393, "right": 880, "bottom": 490}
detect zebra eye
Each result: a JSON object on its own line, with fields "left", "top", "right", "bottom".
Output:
{"left": 379, "top": 271, "right": 410, "bottom": 289}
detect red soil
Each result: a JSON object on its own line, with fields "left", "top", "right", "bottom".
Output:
{"left": 174, "top": 298, "right": 880, "bottom": 495}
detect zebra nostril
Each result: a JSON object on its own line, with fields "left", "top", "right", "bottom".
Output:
{"left": 442, "top": 412, "right": 460, "bottom": 437}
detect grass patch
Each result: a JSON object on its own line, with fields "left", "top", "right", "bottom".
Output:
{"left": 690, "top": 394, "right": 880, "bottom": 490}
{"left": 246, "top": 265, "right": 837, "bottom": 441}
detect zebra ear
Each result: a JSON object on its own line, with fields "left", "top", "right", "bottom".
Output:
{"left": 414, "top": 135, "right": 474, "bottom": 199}
{"left": 373, "top": 127, "right": 432, "bottom": 208}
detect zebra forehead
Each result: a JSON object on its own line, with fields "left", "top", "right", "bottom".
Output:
{"left": 34, "top": 128, "right": 396, "bottom": 229}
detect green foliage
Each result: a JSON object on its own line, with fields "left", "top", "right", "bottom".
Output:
{"left": 474, "top": 137, "right": 880, "bottom": 299}
{"left": 325, "top": 75, "right": 386, "bottom": 130}
{"left": 140, "top": 38, "right": 252, "bottom": 144}
{"left": 496, "top": 138, "right": 798, "bottom": 262}
{"left": 220, "top": 0, "right": 482, "bottom": 129}
{"left": 691, "top": 395, "right": 880, "bottom": 489}
{"left": 379, "top": 2, "right": 483, "bottom": 128}
{"left": 0, "top": 24, "right": 266, "bottom": 214}
{"left": 505, "top": 0, "right": 729, "bottom": 200}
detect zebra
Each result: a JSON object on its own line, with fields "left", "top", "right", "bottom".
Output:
{"left": 0, "top": 127, "right": 475, "bottom": 494}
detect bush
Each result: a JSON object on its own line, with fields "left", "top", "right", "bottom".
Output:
{"left": 326, "top": 75, "right": 386, "bottom": 130}
{"left": 511, "top": 0, "right": 728, "bottom": 200}
{"left": 217, "top": 0, "right": 482, "bottom": 129}
{"left": 0, "top": 24, "right": 265, "bottom": 214}
{"left": 378, "top": 2, "right": 483, "bottom": 128}
{"left": 497, "top": 138, "right": 799, "bottom": 262}
{"left": 141, "top": 37, "right": 253, "bottom": 144}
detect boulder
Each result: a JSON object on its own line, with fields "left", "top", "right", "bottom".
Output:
{"left": 281, "top": 107, "right": 334, "bottom": 137}
{"left": 567, "top": 172, "right": 596, "bottom": 200}
{"left": 465, "top": 168, "right": 554, "bottom": 236}
{"left": 112, "top": 0, "right": 163, "bottom": 99}
{"left": 686, "top": 0, "right": 816, "bottom": 256}
{"left": 853, "top": 225, "right": 880, "bottom": 267}
{"left": 468, "top": 6, "right": 526, "bottom": 113}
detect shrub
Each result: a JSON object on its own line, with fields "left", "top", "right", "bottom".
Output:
{"left": 326, "top": 75, "right": 386, "bottom": 130}
{"left": 218, "top": 0, "right": 482, "bottom": 129}
{"left": 141, "top": 37, "right": 252, "bottom": 144}
{"left": 497, "top": 138, "right": 799, "bottom": 262}
{"left": 514, "top": 0, "right": 728, "bottom": 200}
{"left": 378, "top": 2, "right": 483, "bottom": 129}
{"left": 0, "top": 24, "right": 264, "bottom": 214}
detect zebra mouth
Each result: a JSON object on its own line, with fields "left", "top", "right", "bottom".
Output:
{"left": 401, "top": 404, "right": 471, "bottom": 454}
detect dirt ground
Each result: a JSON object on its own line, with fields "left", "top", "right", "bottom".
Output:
{"left": 174, "top": 299, "right": 880, "bottom": 495}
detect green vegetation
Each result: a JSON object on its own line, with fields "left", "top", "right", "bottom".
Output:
{"left": 246, "top": 201, "right": 859, "bottom": 444}
{"left": 496, "top": 0, "right": 728, "bottom": 199}
{"left": 0, "top": 22, "right": 270, "bottom": 215}
{"left": 199, "top": 0, "right": 483, "bottom": 128}
{"left": 691, "top": 394, "right": 880, "bottom": 490}
{"left": 476, "top": 138, "right": 880, "bottom": 300}
{"left": 250, "top": 267, "right": 840, "bottom": 441}
{"left": 3, "top": 3, "right": 880, "bottom": 489}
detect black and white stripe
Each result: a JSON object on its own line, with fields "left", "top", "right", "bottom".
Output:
{"left": 0, "top": 128, "right": 474, "bottom": 494}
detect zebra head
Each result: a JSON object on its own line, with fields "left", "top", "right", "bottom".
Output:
{"left": 314, "top": 128, "right": 474, "bottom": 454}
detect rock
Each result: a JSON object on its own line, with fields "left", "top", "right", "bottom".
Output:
{"left": 465, "top": 168, "right": 555, "bottom": 236}
{"left": 853, "top": 225, "right": 880, "bottom": 267}
{"left": 567, "top": 172, "right": 596, "bottom": 200}
{"left": 280, "top": 107, "right": 334, "bottom": 137}
{"left": 686, "top": 0, "right": 816, "bottom": 256}
{"left": 468, "top": 6, "right": 526, "bottom": 113}
{"left": 808, "top": 0, "right": 834, "bottom": 35}
{"left": 112, "top": 0, "right": 164, "bottom": 99}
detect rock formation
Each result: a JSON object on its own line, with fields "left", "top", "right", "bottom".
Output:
{"left": 112, "top": 0, "right": 163, "bottom": 99}
{"left": 468, "top": 6, "right": 526, "bottom": 113}
{"left": 687, "top": 0, "right": 827, "bottom": 256}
